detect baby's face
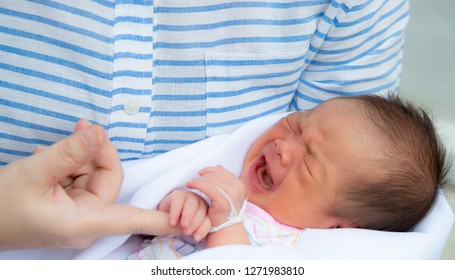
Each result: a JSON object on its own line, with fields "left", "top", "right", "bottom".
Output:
{"left": 240, "top": 98, "right": 377, "bottom": 229}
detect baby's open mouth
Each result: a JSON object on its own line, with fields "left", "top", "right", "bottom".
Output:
{"left": 256, "top": 156, "right": 274, "bottom": 190}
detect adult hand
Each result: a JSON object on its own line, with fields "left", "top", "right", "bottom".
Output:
{"left": 0, "top": 120, "right": 180, "bottom": 251}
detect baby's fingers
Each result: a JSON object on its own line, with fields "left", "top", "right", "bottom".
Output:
{"left": 198, "top": 165, "right": 228, "bottom": 176}
{"left": 186, "top": 177, "right": 233, "bottom": 226}
{"left": 186, "top": 176, "right": 227, "bottom": 206}
{"left": 158, "top": 192, "right": 184, "bottom": 226}
{"left": 179, "top": 193, "right": 199, "bottom": 229}
{"left": 181, "top": 198, "right": 208, "bottom": 235}
{"left": 192, "top": 217, "right": 212, "bottom": 242}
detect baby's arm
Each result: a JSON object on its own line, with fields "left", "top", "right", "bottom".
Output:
{"left": 187, "top": 165, "right": 250, "bottom": 248}
{"left": 158, "top": 189, "right": 211, "bottom": 242}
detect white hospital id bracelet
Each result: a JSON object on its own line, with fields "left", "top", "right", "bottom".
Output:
{"left": 209, "top": 188, "right": 247, "bottom": 233}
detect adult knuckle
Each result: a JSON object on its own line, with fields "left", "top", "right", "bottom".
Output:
{"left": 57, "top": 137, "right": 84, "bottom": 167}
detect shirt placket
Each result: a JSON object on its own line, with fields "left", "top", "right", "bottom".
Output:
{"left": 108, "top": 1, "right": 155, "bottom": 160}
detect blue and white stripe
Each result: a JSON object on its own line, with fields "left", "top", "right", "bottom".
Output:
{"left": 0, "top": 0, "right": 409, "bottom": 164}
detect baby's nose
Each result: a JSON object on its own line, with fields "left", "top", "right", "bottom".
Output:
{"left": 274, "top": 139, "right": 294, "bottom": 167}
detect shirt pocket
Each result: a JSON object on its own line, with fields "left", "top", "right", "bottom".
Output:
{"left": 205, "top": 49, "right": 307, "bottom": 137}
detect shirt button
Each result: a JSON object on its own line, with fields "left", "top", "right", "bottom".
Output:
{"left": 124, "top": 99, "right": 141, "bottom": 115}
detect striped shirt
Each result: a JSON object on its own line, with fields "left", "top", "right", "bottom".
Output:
{"left": 0, "top": 0, "right": 409, "bottom": 164}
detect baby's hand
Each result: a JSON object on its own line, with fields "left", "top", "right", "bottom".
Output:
{"left": 186, "top": 165, "right": 247, "bottom": 229}
{"left": 158, "top": 190, "right": 211, "bottom": 241}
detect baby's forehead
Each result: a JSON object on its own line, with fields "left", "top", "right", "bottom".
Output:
{"left": 325, "top": 97, "right": 366, "bottom": 112}
{"left": 298, "top": 98, "right": 367, "bottom": 123}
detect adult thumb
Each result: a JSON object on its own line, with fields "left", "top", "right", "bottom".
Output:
{"left": 31, "top": 124, "right": 107, "bottom": 186}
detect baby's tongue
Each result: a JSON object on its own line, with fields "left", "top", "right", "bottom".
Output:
{"left": 258, "top": 165, "right": 273, "bottom": 190}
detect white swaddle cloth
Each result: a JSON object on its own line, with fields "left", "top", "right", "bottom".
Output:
{"left": 0, "top": 112, "right": 452, "bottom": 260}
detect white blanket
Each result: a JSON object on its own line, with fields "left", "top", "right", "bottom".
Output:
{"left": 0, "top": 113, "right": 453, "bottom": 260}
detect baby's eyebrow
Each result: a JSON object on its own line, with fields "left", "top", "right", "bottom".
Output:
{"left": 297, "top": 109, "right": 312, "bottom": 132}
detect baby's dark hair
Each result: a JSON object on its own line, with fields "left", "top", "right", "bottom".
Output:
{"left": 331, "top": 94, "right": 451, "bottom": 232}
